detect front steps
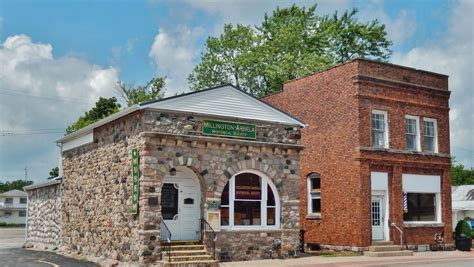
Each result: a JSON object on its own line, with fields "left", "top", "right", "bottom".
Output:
{"left": 160, "top": 240, "right": 218, "bottom": 266}
{"left": 364, "top": 241, "right": 414, "bottom": 257}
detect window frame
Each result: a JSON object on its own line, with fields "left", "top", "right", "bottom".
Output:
{"left": 403, "top": 192, "right": 441, "bottom": 224}
{"left": 220, "top": 170, "right": 280, "bottom": 230}
{"left": 5, "top": 198, "right": 13, "bottom": 204}
{"left": 423, "top": 118, "right": 438, "bottom": 153}
{"left": 19, "top": 210, "right": 27, "bottom": 217}
{"left": 371, "top": 110, "right": 389, "bottom": 149}
{"left": 20, "top": 198, "right": 27, "bottom": 204}
{"left": 307, "top": 173, "right": 321, "bottom": 216}
{"left": 405, "top": 115, "right": 420, "bottom": 151}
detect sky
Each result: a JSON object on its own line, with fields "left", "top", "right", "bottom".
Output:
{"left": 0, "top": 0, "right": 473, "bottom": 184}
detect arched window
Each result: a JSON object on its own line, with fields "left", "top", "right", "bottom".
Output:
{"left": 220, "top": 171, "right": 279, "bottom": 228}
{"left": 307, "top": 172, "right": 321, "bottom": 216}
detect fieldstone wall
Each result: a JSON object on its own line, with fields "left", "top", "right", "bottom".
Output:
{"left": 61, "top": 112, "right": 145, "bottom": 262}
{"left": 140, "top": 132, "right": 302, "bottom": 263}
{"left": 143, "top": 111, "right": 301, "bottom": 145}
{"left": 216, "top": 230, "right": 300, "bottom": 261}
{"left": 25, "top": 183, "right": 61, "bottom": 248}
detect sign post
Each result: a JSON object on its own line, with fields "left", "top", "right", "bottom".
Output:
{"left": 131, "top": 148, "right": 139, "bottom": 214}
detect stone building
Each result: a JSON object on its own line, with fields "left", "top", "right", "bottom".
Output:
{"left": 264, "top": 58, "right": 453, "bottom": 252}
{"left": 55, "top": 85, "right": 305, "bottom": 264}
{"left": 24, "top": 178, "right": 62, "bottom": 249}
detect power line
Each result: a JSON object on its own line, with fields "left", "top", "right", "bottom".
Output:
{"left": 0, "top": 89, "right": 92, "bottom": 105}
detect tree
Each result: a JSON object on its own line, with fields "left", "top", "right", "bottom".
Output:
{"left": 117, "top": 77, "right": 166, "bottom": 107}
{"left": 48, "top": 167, "right": 59, "bottom": 180}
{"left": 0, "top": 180, "right": 33, "bottom": 193}
{"left": 65, "top": 97, "right": 121, "bottom": 134}
{"left": 452, "top": 163, "right": 474, "bottom": 185}
{"left": 189, "top": 4, "right": 392, "bottom": 96}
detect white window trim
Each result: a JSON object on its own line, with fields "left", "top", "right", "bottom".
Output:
{"left": 405, "top": 115, "right": 420, "bottom": 152}
{"left": 372, "top": 110, "right": 389, "bottom": 149}
{"left": 307, "top": 174, "right": 321, "bottom": 216}
{"left": 220, "top": 169, "right": 280, "bottom": 230}
{"left": 423, "top": 118, "right": 438, "bottom": 153}
{"left": 403, "top": 191, "right": 442, "bottom": 224}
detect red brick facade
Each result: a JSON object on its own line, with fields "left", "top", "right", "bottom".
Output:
{"left": 264, "top": 59, "right": 453, "bottom": 250}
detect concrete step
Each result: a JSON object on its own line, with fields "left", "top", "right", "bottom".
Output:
{"left": 171, "top": 254, "right": 212, "bottom": 262}
{"left": 372, "top": 241, "right": 394, "bottom": 246}
{"left": 161, "top": 260, "right": 218, "bottom": 266}
{"left": 369, "top": 245, "right": 401, "bottom": 252}
{"left": 169, "top": 244, "right": 206, "bottom": 251}
{"left": 364, "top": 250, "right": 414, "bottom": 257}
{"left": 170, "top": 240, "right": 201, "bottom": 246}
{"left": 167, "top": 249, "right": 208, "bottom": 256}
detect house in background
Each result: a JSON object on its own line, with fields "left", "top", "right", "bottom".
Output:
{"left": 452, "top": 185, "right": 474, "bottom": 230}
{"left": 0, "top": 189, "right": 28, "bottom": 225}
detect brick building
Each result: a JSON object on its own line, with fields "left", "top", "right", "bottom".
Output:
{"left": 264, "top": 58, "right": 453, "bottom": 251}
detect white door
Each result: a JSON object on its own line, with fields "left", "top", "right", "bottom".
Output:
{"left": 161, "top": 171, "right": 201, "bottom": 240}
{"left": 371, "top": 196, "right": 385, "bottom": 240}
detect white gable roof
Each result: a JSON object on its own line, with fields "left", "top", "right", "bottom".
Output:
{"left": 141, "top": 85, "right": 304, "bottom": 126}
{"left": 0, "top": 189, "right": 27, "bottom": 197}
{"left": 57, "top": 84, "right": 304, "bottom": 144}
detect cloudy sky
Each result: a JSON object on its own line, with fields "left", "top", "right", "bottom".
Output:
{"left": 0, "top": 0, "right": 472, "bottom": 183}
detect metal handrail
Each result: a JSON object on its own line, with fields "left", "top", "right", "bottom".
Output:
{"left": 160, "top": 217, "right": 172, "bottom": 262}
{"left": 391, "top": 222, "right": 404, "bottom": 249}
{"left": 200, "top": 218, "right": 217, "bottom": 261}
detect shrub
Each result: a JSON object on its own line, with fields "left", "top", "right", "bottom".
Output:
{"left": 455, "top": 219, "right": 473, "bottom": 238}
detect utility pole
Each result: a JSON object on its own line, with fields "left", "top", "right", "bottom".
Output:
{"left": 24, "top": 166, "right": 28, "bottom": 181}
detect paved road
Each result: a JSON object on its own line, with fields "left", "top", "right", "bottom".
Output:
{"left": 0, "top": 228, "right": 98, "bottom": 267}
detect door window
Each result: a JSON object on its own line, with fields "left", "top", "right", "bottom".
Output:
{"left": 161, "top": 183, "right": 179, "bottom": 220}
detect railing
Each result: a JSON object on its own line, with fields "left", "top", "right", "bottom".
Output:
{"left": 160, "top": 217, "right": 172, "bottom": 262}
{"left": 391, "top": 222, "right": 404, "bottom": 249}
{"left": 200, "top": 218, "right": 217, "bottom": 261}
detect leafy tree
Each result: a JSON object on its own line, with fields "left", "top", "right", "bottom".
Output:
{"left": 117, "top": 77, "right": 166, "bottom": 107}
{"left": 48, "top": 167, "right": 59, "bottom": 180}
{"left": 0, "top": 180, "right": 33, "bottom": 193}
{"left": 65, "top": 97, "right": 121, "bottom": 134}
{"left": 452, "top": 163, "right": 474, "bottom": 185}
{"left": 189, "top": 4, "right": 392, "bottom": 96}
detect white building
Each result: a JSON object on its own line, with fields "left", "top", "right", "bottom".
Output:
{"left": 0, "top": 189, "right": 28, "bottom": 225}
{"left": 452, "top": 185, "right": 474, "bottom": 230}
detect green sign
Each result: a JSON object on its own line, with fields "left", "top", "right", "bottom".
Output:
{"left": 202, "top": 119, "right": 256, "bottom": 139}
{"left": 131, "top": 148, "right": 139, "bottom": 214}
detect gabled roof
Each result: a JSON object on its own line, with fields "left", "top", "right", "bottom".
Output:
{"left": 24, "top": 177, "right": 62, "bottom": 191}
{"left": 0, "top": 189, "right": 27, "bottom": 197}
{"left": 57, "top": 84, "right": 305, "bottom": 144}
{"left": 140, "top": 84, "right": 305, "bottom": 126}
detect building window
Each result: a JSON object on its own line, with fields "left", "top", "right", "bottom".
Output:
{"left": 20, "top": 198, "right": 27, "bottom": 204}
{"left": 307, "top": 173, "right": 321, "bottom": 215}
{"left": 403, "top": 193, "right": 437, "bottom": 222}
{"left": 220, "top": 171, "right": 279, "bottom": 228}
{"left": 371, "top": 110, "right": 388, "bottom": 148}
{"left": 423, "top": 118, "right": 438, "bottom": 153}
{"left": 5, "top": 198, "right": 13, "bottom": 204}
{"left": 19, "top": 210, "right": 26, "bottom": 217}
{"left": 4, "top": 211, "right": 12, "bottom": 216}
{"left": 405, "top": 116, "right": 420, "bottom": 151}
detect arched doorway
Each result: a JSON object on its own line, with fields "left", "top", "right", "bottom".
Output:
{"left": 161, "top": 166, "right": 201, "bottom": 240}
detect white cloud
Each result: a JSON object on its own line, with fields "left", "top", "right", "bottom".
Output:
{"left": 0, "top": 34, "right": 120, "bottom": 181}
{"left": 359, "top": 1, "right": 417, "bottom": 46}
{"left": 392, "top": 0, "right": 474, "bottom": 167}
{"left": 149, "top": 26, "right": 205, "bottom": 95}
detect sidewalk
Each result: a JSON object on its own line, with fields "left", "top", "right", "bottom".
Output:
{"left": 220, "top": 251, "right": 474, "bottom": 267}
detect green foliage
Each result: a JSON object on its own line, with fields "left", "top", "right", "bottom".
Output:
{"left": 452, "top": 163, "right": 474, "bottom": 185}
{"left": 0, "top": 180, "right": 33, "bottom": 193}
{"left": 0, "top": 222, "right": 25, "bottom": 227}
{"left": 117, "top": 77, "right": 166, "bottom": 107}
{"left": 65, "top": 97, "right": 121, "bottom": 134}
{"left": 48, "top": 167, "right": 59, "bottom": 180}
{"left": 189, "top": 4, "right": 392, "bottom": 96}
{"left": 455, "top": 219, "right": 473, "bottom": 237}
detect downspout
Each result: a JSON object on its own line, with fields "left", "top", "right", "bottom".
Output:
{"left": 24, "top": 190, "right": 29, "bottom": 244}
{"left": 56, "top": 143, "right": 63, "bottom": 177}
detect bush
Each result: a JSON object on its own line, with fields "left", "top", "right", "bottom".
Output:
{"left": 455, "top": 219, "right": 473, "bottom": 238}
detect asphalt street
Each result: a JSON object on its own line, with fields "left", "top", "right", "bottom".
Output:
{"left": 0, "top": 228, "right": 98, "bottom": 267}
